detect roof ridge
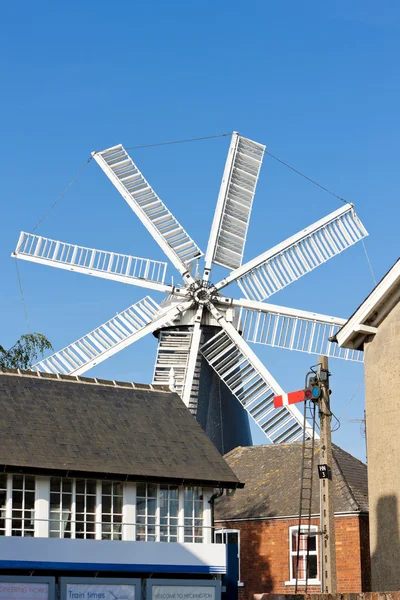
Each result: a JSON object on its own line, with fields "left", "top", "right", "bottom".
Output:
{"left": 0, "top": 367, "right": 171, "bottom": 393}
{"left": 332, "top": 446, "right": 360, "bottom": 512}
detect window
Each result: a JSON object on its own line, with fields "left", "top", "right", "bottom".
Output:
{"left": 184, "top": 486, "right": 203, "bottom": 543}
{"left": 75, "top": 479, "right": 97, "bottom": 539}
{"left": 102, "top": 481, "right": 123, "bottom": 540}
{"left": 11, "top": 474, "right": 35, "bottom": 536}
{"left": 0, "top": 474, "right": 7, "bottom": 536}
{"left": 215, "top": 529, "right": 242, "bottom": 584}
{"left": 136, "top": 483, "right": 157, "bottom": 541}
{"left": 159, "top": 485, "right": 179, "bottom": 542}
{"left": 289, "top": 525, "right": 319, "bottom": 583}
{"left": 50, "top": 477, "right": 73, "bottom": 538}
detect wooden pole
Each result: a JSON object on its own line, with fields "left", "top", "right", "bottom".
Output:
{"left": 319, "top": 355, "right": 337, "bottom": 594}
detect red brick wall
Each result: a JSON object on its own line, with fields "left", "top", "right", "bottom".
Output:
{"left": 216, "top": 515, "right": 370, "bottom": 600}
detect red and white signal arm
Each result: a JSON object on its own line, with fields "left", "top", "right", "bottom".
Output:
{"left": 273, "top": 389, "right": 305, "bottom": 408}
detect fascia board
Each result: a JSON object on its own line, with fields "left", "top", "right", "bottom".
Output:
{"left": 336, "top": 260, "right": 400, "bottom": 349}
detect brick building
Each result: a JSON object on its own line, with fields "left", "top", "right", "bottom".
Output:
{"left": 215, "top": 443, "right": 370, "bottom": 598}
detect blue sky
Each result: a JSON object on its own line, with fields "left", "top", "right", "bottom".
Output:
{"left": 1, "top": 1, "right": 399, "bottom": 461}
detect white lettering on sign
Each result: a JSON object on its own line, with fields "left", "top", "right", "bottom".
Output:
{"left": 152, "top": 586, "right": 215, "bottom": 600}
{"left": 0, "top": 583, "right": 49, "bottom": 600}
{"left": 66, "top": 585, "right": 135, "bottom": 600}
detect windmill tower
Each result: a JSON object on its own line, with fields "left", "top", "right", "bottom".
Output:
{"left": 13, "top": 132, "right": 367, "bottom": 453}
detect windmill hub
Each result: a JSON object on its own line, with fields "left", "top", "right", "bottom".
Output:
{"left": 187, "top": 280, "right": 217, "bottom": 306}
{"left": 13, "top": 131, "right": 368, "bottom": 448}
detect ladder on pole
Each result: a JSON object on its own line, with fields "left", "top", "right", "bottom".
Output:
{"left": 295, "top": 399, "right": 317, "bottom": 593}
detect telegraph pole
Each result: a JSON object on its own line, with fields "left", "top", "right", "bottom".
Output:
{"left": 318, "top": 355, "right": 337, "bottom": 594}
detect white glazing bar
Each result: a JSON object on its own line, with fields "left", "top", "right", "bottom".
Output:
{"left": 13, "top": 232, "right": 173, "bottom": 294}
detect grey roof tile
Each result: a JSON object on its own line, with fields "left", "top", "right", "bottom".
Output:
{"left": 0, "top": 371, "right": 240, "bottom": 488}
{"left": 215, "top": 442, "right": 368, "bottom": 521}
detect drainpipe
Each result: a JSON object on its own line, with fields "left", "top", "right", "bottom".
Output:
{"left": 209, "top": 488, "right": 224, "bottom": 541}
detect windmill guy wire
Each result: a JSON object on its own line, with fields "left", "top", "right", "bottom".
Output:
{"left": 14, "top": 259, "right": 30, "bottom": 333}
{"left": 264, "top": 149, "right": 349, "bottom": 206}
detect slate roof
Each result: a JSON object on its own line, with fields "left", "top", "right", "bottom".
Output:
{"left": 215, "top": 442, "right": 368, "bottom": 520}
{"left": 0, "top": 369, "right": 241, "bottom": 488}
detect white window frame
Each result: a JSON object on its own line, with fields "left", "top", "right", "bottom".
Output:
{"left": 214, "top": 528, "right": 243, "bottom": 586}
{"left": 10, "top": 474, "right": 36, "bottom": 537}
{"left": 286, "top": 525, "right": 320, "bottom": 586}
{"left": 183, "top": 486, "right": 204, "bottom": 543}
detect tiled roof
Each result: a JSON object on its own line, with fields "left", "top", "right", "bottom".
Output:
{"left": 0, "top": 368, "right": 241, "bottom": 488}
{"left": 215, "top": 442, "right": 368, "bottom": 520}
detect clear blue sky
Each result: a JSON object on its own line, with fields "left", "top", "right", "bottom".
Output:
{"left": 1, "top": 1, "right": 399, "bottom": 461}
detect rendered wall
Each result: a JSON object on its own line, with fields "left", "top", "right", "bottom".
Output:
{"left": 364, "top": 301, "right": 400, "bottom": 592}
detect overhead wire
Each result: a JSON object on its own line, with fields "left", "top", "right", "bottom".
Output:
{"left": 361, "top": 238, "right": 377, "bottom": 286}
{"left": 13, "top": 130, "right": 374, "bottom": 349}
{"left": 14, "top": 260, "right": 30, "bottom": 333}
{"left": 124, "top": 132, "right": 231, "bottom": 151}
{"left": 264, "top": 149, "right": 349, "bottom": 206}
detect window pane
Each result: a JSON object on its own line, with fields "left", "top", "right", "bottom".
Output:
{"left": 194, "top": 502, "right": 203, "bottom": 519}
{"left": 308, "top": 535, "right": 316, "bottom": 552}
{"left": 147, "top": 484, "right": 157, "bottom": 498}
{"left": 76, "top": 495, "right": 85, "bottom": 513}
{"left": 13, "top": 475, "right": 24, "bottom": 490}
{"left": 50, "top": 478, "right": 61, "bottom": 493}
{"left": 113, "top": 482, "right": 123, "bottom": 496}
{"left": 0, "top": 491, "right": 6, "bottom": 510}
{"left": 13, "top": 491, "right": 23, "bottom": 509}
{"left": 62, "top": 493, "right": 72, "bottom": 508}
{"left": 76, "top": 479, "right": 85, "bottom": 494}
{"left": 86, "top": 480, "right": 96, "bottom": 495}
{"left": 137, "top": 483, "right": 146, "bottom": 498}
{"left": 25, "top": 492, "right": 35, "bottom": 509}
{"left": 136, "top": 498, "right": 146, "bottom": 514}
{"left": 63, "top": 479, "right": 72, "bottom": 493}
{"left": 102, "top": 482, "right": 112, "bottom": 496}
{"left": 0, "top": 475, "right": 7, "bottom": 490}
{"left": 114, "top": 496, "right": 122, "bottom": 514}
{"left": 102, "top": 495, "right": 111, "bottom": 514}
{"left": 193, "top": 487, "right": 203, "bottom": 501}
{"left": 86, "top": 495, "right": 96, "bottom": 512}
{"left": 308, "top": 555, "right": 318, "bottom": 579}
{"left": 25, "top": 476, "right": 35, "bottom": 491}
{"left": 147, "top": 499, "right": 156, "bottom": 515}
{"left": 169, "top": 487, "right": 179, "bottom": 500}
{"left": 50, "top": 493, "right": 60, "bottom": 510}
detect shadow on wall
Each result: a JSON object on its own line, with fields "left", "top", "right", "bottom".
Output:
{"left": 371, "top": 495, "right": 400, "bottom": 591}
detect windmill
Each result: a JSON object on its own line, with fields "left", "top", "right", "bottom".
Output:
{"left": 13, "top": 132, "right": 367, "bottom": 453}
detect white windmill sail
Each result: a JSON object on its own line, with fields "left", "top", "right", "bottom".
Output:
{"left": 13, "top": 232, "right": 172, "bottom": 294}
{"left": 229, "top": 298, "right": 363, "bottom": 362}
{"left": 13, "top": 130, "right": 370, "bottom": 450}
{"left": 152, "top": 330, "right": 193, "bottom": 396}
{"left": 204, "top": 133, "right": 265, "bottom": 276}
{"left": 33, "top": 298, "right": 192, "bottom": 376}
{"left": 203, "top": 304, "right": 316, "bottom": 443}
{"left": 215, "top": 204, "right": 368, "bottom": 301}
{"left": 93, "top": 144, "right": 203, "bottom": 282}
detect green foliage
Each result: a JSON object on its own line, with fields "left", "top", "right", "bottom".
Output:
{"left": 0, "top": 333, "right": 53, "bottom": 370}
